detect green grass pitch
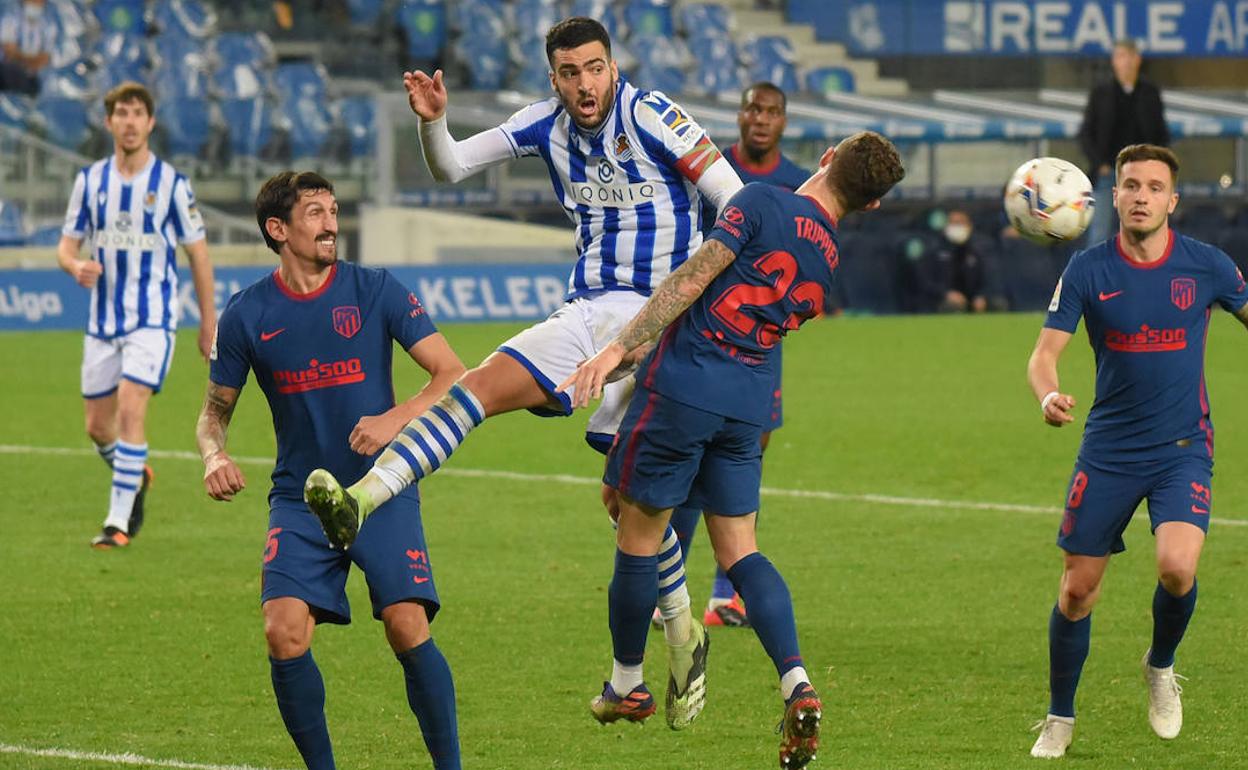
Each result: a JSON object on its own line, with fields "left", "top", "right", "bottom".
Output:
{"left": 2, "top": 312, "right": 1247, "bottom": 769}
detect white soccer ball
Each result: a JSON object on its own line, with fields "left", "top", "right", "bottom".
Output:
{"left": 1004, "top": 157, "right": 1095, "bottom": 245}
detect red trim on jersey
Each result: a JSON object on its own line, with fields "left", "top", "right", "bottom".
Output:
{"left": 1199, "top": 307, "right": 1214, "bottom": 458}
{"left": 730, "top": 143, "right": 781, "bottom": 176}
{"left": 617, "top": 388, "right": 661, "bottom": 495}
{"left": 1115, "top": 228, "right": 1174, "bottom": 270}
{"left": 801, "top": 195, "right": 838, "bottom": 228}
{"left": 642, "top": 322, "right": 680, "bottom": 391}
{"left": 274, "top": 263, "right": 338, "bottom": 301}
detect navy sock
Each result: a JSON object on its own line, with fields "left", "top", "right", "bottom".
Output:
{"left": 270, "top": 651, "right": 335, "bottom": 770}
{"left": 727, "top": 552, "right": 803, "bottom": 675}
{"left": 397, "top": 639, "right": 461, "bottom": 770}
{"left": 670, "top": 505, "right": 699, "bottom": 562}
{"left": 1047, "top": 605, "right": 1091, "bottom": 718}
{"left": 1149, "top": 580, "right": 1197, "bottom": 669}
{"left": 609, "top": 550, "right": 658, "bottom": 666}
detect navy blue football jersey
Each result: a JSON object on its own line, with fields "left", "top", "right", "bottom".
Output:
{"left": 1045, "top": 230, "right": 1248, "bottom": 464}
{"left": 701, "top": 144, "right": 808, "bottom": 236}
{"left": 642, "top": 183, "right": 838, "bottom": 425}
{"left": 211, "top": 262, "right": 437, "bottom": 505}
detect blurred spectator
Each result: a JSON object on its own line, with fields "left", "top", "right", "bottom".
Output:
{"left": 1078, "top": 39, "right": 1168, "bottom": 246}
{"left": 904, "top": 209, "right": 1005, "bottom": 313}
{"left": 0, "top": 0, "right": 55, "bottom": 95}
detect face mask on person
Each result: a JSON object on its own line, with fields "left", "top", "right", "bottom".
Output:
{"left": 944, "top": 223, "right": 972, "bottom": 245}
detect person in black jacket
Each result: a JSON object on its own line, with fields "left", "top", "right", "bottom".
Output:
{"left": 1079, "top": 39, "right": 1169, "bottom": 246}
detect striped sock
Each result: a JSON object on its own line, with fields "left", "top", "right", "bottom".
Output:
{"left": 656, "top": 524, "right": 692, "bottom": 646}
{"left": 104, "top": 441, "right": 147, "bottom": 532}
{"left": 357, "top": 384, "right": 485, "bottom": 504}
{"left": 95, "top": 441, "right": 116, "bottom": 468}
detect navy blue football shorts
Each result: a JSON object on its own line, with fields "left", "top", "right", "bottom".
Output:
{"left": 261, "top": 490, "right": 439, "bottom": 624}
{"left": 763, "top": 344, "right": 783, "bottom": 434}
{"left": 1057, "top": 454, "right": 1213, "bottom": 556}
{"left": 605, "top": 385, "right": 763, "bottom": 516}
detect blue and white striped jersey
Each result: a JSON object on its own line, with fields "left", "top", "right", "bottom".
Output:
{"left": 498, "top": 78, "right": 728, "bottom": 299}
{"left": 62, "top": 154, "right": 206, "bottom": 338}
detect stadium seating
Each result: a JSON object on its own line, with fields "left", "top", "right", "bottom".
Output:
{"left": 150, "top": 0, "right": 216, "bottom": 39}
{"left": 157, "top": 96, "right": 215, "bottom": 160}
{"left": 805, "top": 66, "right": 856, "bottom": 97}
{"left": 337, "top": 94, "right": 377, "bottom": 161}
{"left": 211, "top": 31, "right": 276, "bottom": 74}
{"left": 31, "top": 95, "right": 91, "bottom": 150}
{"left": 219, "top": 96, "right": 275, "bottom": 160}
{"left": 345, "top": 0, "right": 385, "bottom": 27}
{"left": 286, "top": 95, "right": 334, "bottom": 160}
{"left": 627, "top": 35, "right": 688, "bottom": 95}
{"left": 679, "top": 2, "right": 731, "bottom": 40}
{"left": 570, "top": 0, "right": 623, "bottom": 38}
{"left": 685, "top": 36, "right": 741, "bottom": 98}
{"left": 93, "top": 0, "right": 146, "bottom": 35}
{"left": 740, "top": 35, "right": 799, "bottom": 94}
{"left": 274, "top": 61, "right": 329, "bottom": 101}
{"left": 1216, "top": 226, "right": 1248, "bottom": 272}
{"left": 0, "top": 93, "right": 33, "bottom": 129}
{"left": 623, "top": 0, "right": 674, "bottom": 39}
{"left": 396, "top": 0, "right": 447, "bottom": 62}
{"left": 451, "top": 0, "right": 507, "bottom": 89}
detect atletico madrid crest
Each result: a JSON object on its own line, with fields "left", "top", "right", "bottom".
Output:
{"left": 332, "top": 306, "right": 361, "bottom": 338}
{"left": 1171, "top": 278, "right": 1195, "bottom": 311}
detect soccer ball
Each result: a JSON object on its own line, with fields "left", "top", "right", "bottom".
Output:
{"left": 1003, "top": 157, "right": 1095, "bottom": 245}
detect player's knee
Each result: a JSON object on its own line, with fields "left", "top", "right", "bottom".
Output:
{"left": 84, "top": 415, "right": 113, "bottom": 445}
{"left": 1058, "top": 578, "right": 1099, "bottom": 615}
{"left": 1157, "top": 561, "right": 1196, "bottom": 596}
{"left": 264, "top": 615, "right": 312, "bottom": 659}
{"left": 381, "top": 601, "right": 431, "bottom": 653}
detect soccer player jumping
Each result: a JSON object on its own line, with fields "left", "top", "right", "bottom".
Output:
{"left": 559, "top": 132, "right": 905, "bottom": 769}
{"left": 1027, "top": 144, "right": 1248, "bottom": 758}
{"left": 303, "top": 17, "right": 743, "bottom": 728}
{"left": 196, "top": 172, "right": 466, "bottom": 770}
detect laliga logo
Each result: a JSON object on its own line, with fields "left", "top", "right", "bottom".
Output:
{"left": 0, "top": 285, "right": 64, "bottom": 322}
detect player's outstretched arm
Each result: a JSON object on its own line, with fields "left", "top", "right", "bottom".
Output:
{"left": 349, "top": 333, "right": 467, "bottom": 455}
{"left": 410, "top": 70, "right": 516, "bottom": 184}
{"left": 184, "top": 239, "right": 217, "bottom": 362}
{"left": 404, "top": 69, "right": 448, "bottom": 122}
{"left": 197, "top": 381, "right": 247, "bottom": 500}
{"left": 1028, "top": 327, "right": 1077, "bottom": 427}
{"left": 558, "top": 239, "right": 736, "bottom": 408}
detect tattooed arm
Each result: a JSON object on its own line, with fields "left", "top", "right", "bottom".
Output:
{"left": 557, "top": 239, "right": 737, "bottom": 408}
{"left": 196, "top": 381, "right": 247, "bottom": 501}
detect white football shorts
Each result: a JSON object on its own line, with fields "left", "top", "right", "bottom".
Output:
{"left": 497, "top": 291, "right": 646, "bottom": 451}
{"left": 81, "top": 327, "right": 177, "bottom": 398}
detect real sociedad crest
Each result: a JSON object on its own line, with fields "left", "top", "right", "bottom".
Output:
{"left": 614, "top": 133, "right": 633, "bottom": 162}
{"left": 332, "top": 306, "right": 361, "bottom": 339}
{"left": 143, "top": 191, "right": 157, "bottom": 213}
{"left": 1171, "top": 278, "right": 1196, "bottom": 311}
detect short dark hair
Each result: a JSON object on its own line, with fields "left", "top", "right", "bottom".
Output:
{"left": 741, "top": 81, "right": 786, "bottom": 111}
{"left": 1116, "top": 143, "right": 1179, "bottom": 185}
{"left": 545, "top": 17, "right": 611, "bottom": 64}
{"left": 826, "top": 131, "right": 905, "bottom": 212}
{"left": 1112, "top": 38, "right": 1140, "bottom": 55}
{"left": 254, "top": 171, "right": 335, "bottom": 254}
{"left": 104, "top": 81, "right": 154, "bottom": 117}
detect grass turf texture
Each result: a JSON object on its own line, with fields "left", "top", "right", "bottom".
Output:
{"left": 2, "top": 312, "right": 1247, "bottom": 769}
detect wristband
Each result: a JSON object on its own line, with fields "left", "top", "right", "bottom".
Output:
{"left": 1040, "top": 391, "right": 1061, "bottom": 413}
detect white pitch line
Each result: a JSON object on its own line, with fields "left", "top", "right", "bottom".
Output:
{"left": 2, "top": 443, "right": 1245, "bottom": 527}
{"left": 0, "top": 742, "right": 290, "bottom": 770}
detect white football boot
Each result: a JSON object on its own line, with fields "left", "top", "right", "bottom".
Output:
{"left": 1030, "top": 715, "right": 1074, "bottom": 758}
{"left": 1142, "top": 649, "right": 1185, "bottom": 740}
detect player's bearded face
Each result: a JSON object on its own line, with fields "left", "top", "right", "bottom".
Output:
{"left": 289, "top": 190, "right": 339, "bottom": 266}
{"left": 105, "top": 100, "right": 154, "bottom": 154}
{"left": 1114, "top": 160, "right": 1177, "bottom": 239}
{"left": 550, "top": 42, "right": 618, "bottom": 131}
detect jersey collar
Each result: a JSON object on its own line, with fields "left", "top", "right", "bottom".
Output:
{"left": 1115, "top": 228, "right": 1174, "bottom": 270}
{"left": 730, "top": 143, "right": 782, "bottom": 176}
{"left": 801, "top": 194, "right": 838, "bottom": 228}
{"left": 274, "top": 262, "right": 338, "bottom": 301}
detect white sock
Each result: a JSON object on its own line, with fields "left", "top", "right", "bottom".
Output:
{"left": 360, "top": 383, "right": 485, "bottom": 502}
{"left": 610, "top": 660, "right": 644, "bottom": 695}
{"left": 656, "top": 525, "right": 691, "bottom": 645}
{"left": 781, "top": 666, "right": 811, "bottom": 700}
{"left": 104, "top": 440, "right": 146, "bottom": 532}
{"left": 95, "top": 441, "right": 116, "bottom": 468}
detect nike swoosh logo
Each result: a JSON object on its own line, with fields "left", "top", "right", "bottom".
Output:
{"left": 260, "top": 328, "right": 286, "bottom": 341}
{"left": 413, "top": 576, "right": 430, "bottom": 584}
{"left": 1191, "top": 505, "right": 1209, "bottom": 515}
{"left": 1098, "top": 290, "right": 1123, "bottom": 301}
